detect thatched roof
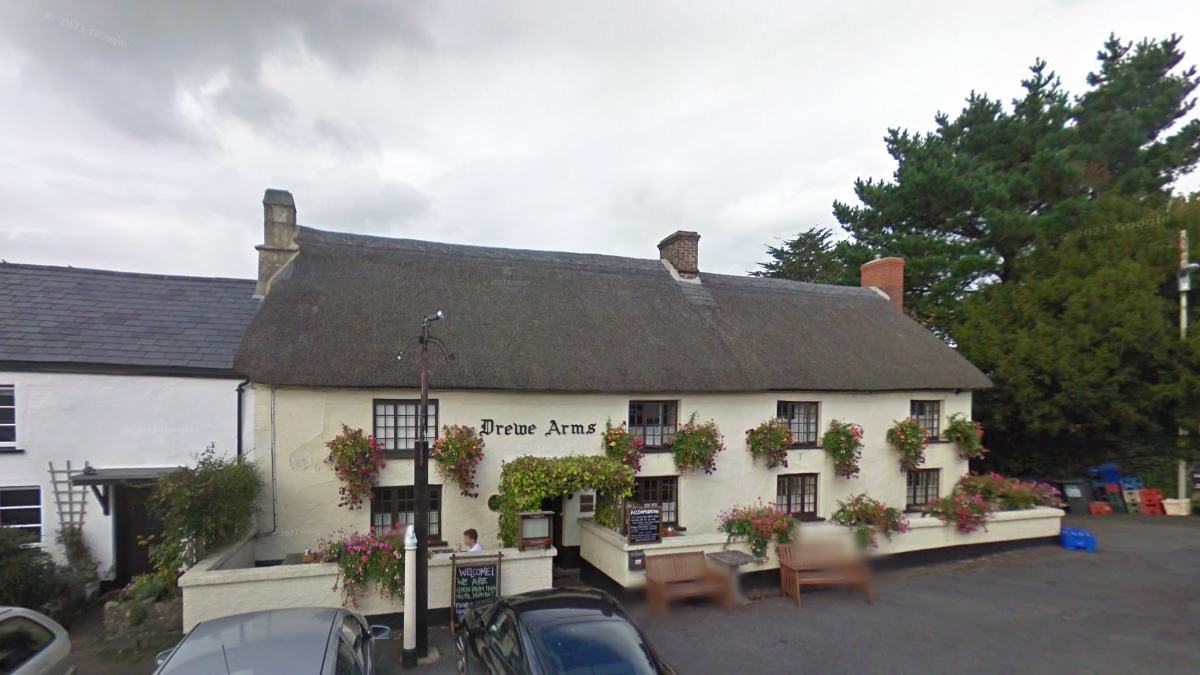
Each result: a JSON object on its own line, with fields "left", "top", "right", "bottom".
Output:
{"left": 234, "top": 228, "right": 991, "bottom": 392}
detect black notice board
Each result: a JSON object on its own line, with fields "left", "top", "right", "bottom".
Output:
{"left": 452, "top": 554, "right": 502, "bottom": 620}
{"left": 626, "top": 505, "right": 662, "bottom": 545}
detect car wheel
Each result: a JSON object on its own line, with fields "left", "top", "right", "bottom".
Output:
{"left": 455, "top": 632, "right": 472, "bottom": 675}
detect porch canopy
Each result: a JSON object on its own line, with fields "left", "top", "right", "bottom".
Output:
{"left": 70, "top": 466, "right": 181, "bottom": 515}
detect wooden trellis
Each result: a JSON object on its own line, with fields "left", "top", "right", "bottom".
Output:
{"left": 47, "top": 460, "right": 88, "bottom": 531}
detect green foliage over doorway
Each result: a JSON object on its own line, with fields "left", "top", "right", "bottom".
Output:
{"left": 496, "top": 455, "right": 635, "bottom": 547}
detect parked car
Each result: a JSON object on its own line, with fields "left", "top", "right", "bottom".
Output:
{"left": 455, "top": 589, "right": 676, "bottom": 675}
{"left": 152, "top": 607, "right": 392, "bottom": 675}
{"left": 0, "top": 606, "right": 74, "bottom": 675}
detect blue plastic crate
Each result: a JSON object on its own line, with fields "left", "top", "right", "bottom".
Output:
{"left": 1061, "top": 527, "right": 1098, "bottom": 553}
{"left": 1119, "top": 477, "right": 1144, "bottom": 490}
{"left": 1098, "top": 462, "right": 1121, "bottom": 483}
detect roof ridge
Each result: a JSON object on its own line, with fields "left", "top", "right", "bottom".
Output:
{"left": 0, "top": 261, "right": 254, "bottom": 285}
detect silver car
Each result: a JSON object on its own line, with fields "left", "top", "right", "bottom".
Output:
{"left": 0, "top": 606, "right": 74, "bottom": 675}
{"left": 153, "top": 607, "right": 392, "bottom": 675}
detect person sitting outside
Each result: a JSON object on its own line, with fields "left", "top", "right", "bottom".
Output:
{"left": 456, "top": 528, "right": 485, "bottom": 553}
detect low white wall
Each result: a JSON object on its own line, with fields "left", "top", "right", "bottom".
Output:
{"left": 180, "top": 533, "right": 555, "bottom": 632}
{"left": 580, "top": 507, "right": 1064, "bottom": 588}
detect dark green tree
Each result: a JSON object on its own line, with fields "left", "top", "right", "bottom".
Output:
{"left": 956, "top": 194, "right": 1200, "bottom": 476}
{"left": 757, "top": 35, "right": 1200, "bottom": 335}
{"left": 750, "top": 227, "right": 848, "bottom": 283}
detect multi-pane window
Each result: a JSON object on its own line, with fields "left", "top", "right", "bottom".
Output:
{"left": 777, "top": 474, "right": 819, "bottom": 519}
{"left": 578, "top": 493, "right": 595, "bottom": 514}
{"left": 910, "top": 400, "right": 942, "bottom": 440}
{"left": 629, "top": 401, "right": 677, "bottom": 448}
{"left": 371, "top": 485, "right": 443, "bottom": 541}
{"left": 907, "top": 469, "right": 941, "bottom": 508}
{"left": 0, "top": 487, "right": 41, "bottom": 541}
{"left": 0, "top": 386, "right": 15, "bottom": 444}
{"left": 777, "top": 401, "right": 819, "bottom": 446}
{"left": 633, "top": 477, "right": 678, "bottom": 528}
{"left": 373, "top": 400, "right": 438, "bottom": 453}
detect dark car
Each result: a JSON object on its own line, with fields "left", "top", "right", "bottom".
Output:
{"left": 151, "top": 607, "right": 392, "bottom": 675}
{"left": 455, "top": 589, "right": 676, "bottom": 675}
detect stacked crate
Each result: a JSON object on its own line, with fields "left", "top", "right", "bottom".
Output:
{"left": 1140, "top": 488, "right": 1165, "bottom": 515}
{"left": 1121, "top": 477, "right": 1144, "bottom": 514}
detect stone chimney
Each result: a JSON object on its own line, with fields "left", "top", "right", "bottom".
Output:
{"left": 860, "top": 256, "right": 905, "bottom": 311}
{"left": 254, "top": 189, "right": 300, "bottom": 297}
{"left": 658, "top": 231, "right": 701, "bottom": 280}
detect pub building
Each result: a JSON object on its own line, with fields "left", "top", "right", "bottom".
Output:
{"left": 232, "top": 189, "right": 1050, "bottom": 596}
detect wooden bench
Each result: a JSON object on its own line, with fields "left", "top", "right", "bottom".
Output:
{"left": 644, "top": 551, "right": 733, "bottom": 617}
{"left": 778, "top": 541, "right": 873, "bottom": 607}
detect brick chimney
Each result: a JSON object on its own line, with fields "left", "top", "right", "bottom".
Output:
{"left": 860, "top": 256, "right": 905, "bottom": 311}
{"left": 658, "top": 231, "right": 701, "bottom": 280}
{"left": 254, "top": 189, "right": 300, "bottom": 297}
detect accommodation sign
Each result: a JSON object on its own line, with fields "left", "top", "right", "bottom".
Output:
{"left": 480, "top": 419, "right": 598, "bottom": 437}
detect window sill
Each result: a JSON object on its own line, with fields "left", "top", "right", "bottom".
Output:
{"left": 925, "top": 439, "right": 950, "bottom": 445}
{"left": 384, "top": 450, "right": 416, "bottom": 460}
{"left": 795, "top": 516, "right": 825, "bottom": 523}
{"left": 0, "top": 447, "right": 25, "bottom": 454}
{"left": 641, "top": 447, "right": 673, "bottom": 454}
{"left": 788, "top": 444, "right": 819, "bottom": 450}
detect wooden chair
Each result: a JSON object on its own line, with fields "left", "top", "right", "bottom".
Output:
{"left": 777, "top": 540, "right": 873, "bottom": 607}
{"left": 643, "top": 551, "right": 732, "bottom": 617}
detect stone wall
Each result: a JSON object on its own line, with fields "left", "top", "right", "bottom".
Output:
{"left": 103, "top": 597, "right": 182, "bottom": 646}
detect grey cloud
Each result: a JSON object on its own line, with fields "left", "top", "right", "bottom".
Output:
{"left": 313, "top": 117, "right": 381, "bottom": 160}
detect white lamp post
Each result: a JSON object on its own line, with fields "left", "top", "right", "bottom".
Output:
{"left": 402, "top": 524, "right": 418, "bottom": 669}
{"left": 1176, "top": 229, "right": 1198, "bottom": 500}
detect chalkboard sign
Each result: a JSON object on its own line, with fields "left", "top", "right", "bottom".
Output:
{"left": 627, "top": 505, "right": 662, "bottom": 545}
{"left": 452, "top": 554, "right": 502, "bottom": 620}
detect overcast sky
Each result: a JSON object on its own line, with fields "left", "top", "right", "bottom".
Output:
{"left": 1, "top": 0, "right": 1198, "bottom": 279}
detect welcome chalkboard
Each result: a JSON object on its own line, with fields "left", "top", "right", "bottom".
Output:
{"left": 626, "top": 505, "right": 662, "bottom": 545}
{"left": 452, "top": 554, "right": 502, "bottom": 620}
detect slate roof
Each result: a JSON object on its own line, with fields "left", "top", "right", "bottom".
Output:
{"left": 234, "top": 227, "right": 991, "bottom": 392}
{"left": 0, "top": 263, "right": 259, "bottom": 374}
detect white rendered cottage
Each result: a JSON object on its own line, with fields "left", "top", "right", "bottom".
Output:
{"left": 218, "top": 189, "right": 1057, "bottom": 607}
{"left": 0, "top": 263, "right": 259, "bottom": 586}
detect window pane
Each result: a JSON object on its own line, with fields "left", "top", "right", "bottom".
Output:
{"left": 373, "top": 400, "right": 439, "bottom": 451}
{"left": 0, "top": 489, "right": 39, "bottom": 508}
{"left": 0, "top": 408, "right": 13, "bottom": 425}
{"left": 0, "top": 387, "right": 13, "bottom": 407}
{"left": 0, "top": 427, "right": 14, "bottom": 443}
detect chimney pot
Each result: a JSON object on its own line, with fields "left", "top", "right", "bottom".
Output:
{"left": 658, "top": 231, "right": 701, "bottom": 279}
{"left": 255, "top": 189, "right": 300, "bottom": 297}
{"left": 860, "top": 256, "right": 905, "bottom": 311}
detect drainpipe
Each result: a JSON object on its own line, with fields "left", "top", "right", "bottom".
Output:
{"left": 236, "top": 379, "right": 250, "bottom": 459}
{"left": 255, "top": 385, "right": 279, "bottom": 538}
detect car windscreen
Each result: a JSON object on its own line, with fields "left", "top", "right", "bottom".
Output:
{"left": 530, "top": 617, "right": 660, "bottom": 675}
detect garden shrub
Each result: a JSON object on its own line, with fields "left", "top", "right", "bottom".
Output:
{"left": 143, "top": 444, "right": 263, "bottom": 593}
{"left": 0, "top": 527, "right": 64, "bottom": 610}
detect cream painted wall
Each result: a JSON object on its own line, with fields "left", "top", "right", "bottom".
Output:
{"left": 181, "top": 528, "right": 555, "bottom": 631}
{"left": 0, "top": 371, "right": 251, "bottom": 577}
{"left": 252, "top": 385, "right": 973, "bottom": 563}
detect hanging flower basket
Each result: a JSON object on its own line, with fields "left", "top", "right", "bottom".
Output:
{"left": 830, "top": 494, "right": 909, "bottom": 549}
{"left": 821, "top": 420, "right": 864, "bottom": 478}
{"left": 670, "top": 412, "right": 724, "bottom": 475}
{"left": 602, "top": 420, "right": 644, "bottom": 472}
{"left": 886, "top": 418, "right": 927, "bottom": 471}
{"left": 431, "top": 425, "right": 485, "bottom": 498}
{"left": 745, "top": 418, "right": 794, "bottom": 469}
{"left": 716, "top": 500, "right": 797, "bottom": 560}
{"left": 325, "top": 425, "right": 386, "bottom": 510}
{"left": 945, "top": 414, "right": 987, "bottom": 460}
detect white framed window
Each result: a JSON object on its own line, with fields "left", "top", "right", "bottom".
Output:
{"left": 0, "top": 386, "right": 14, "bottom": 445}
{"left": 373, "top": 399, "right": 439, "bottom": 454}
{"left": 0, "top": 487, "right": 42, "bottom": 541}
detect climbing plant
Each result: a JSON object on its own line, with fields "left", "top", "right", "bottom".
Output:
{"left": 496, "top": 455, "right": 635, "bottom": 547}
